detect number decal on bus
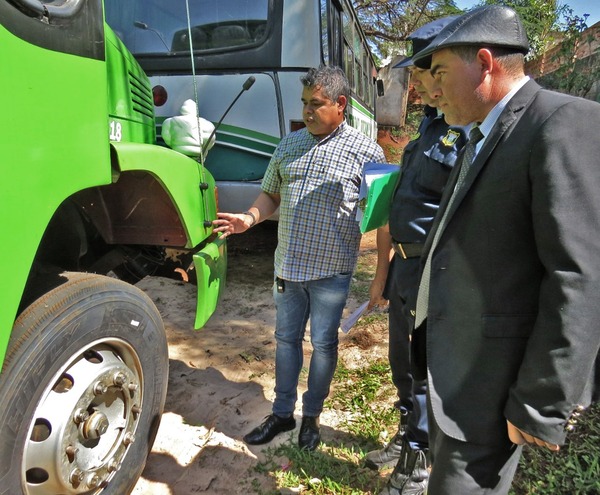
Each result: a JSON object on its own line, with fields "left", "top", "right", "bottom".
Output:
{"left": 109, "top": 120, "right": 122, "bottom": 142}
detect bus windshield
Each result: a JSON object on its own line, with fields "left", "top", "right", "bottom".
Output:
{"left": 105, "top": 0, "right": 269, "bottom": 55}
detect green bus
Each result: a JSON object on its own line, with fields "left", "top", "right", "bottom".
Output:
{"left": 0, "top": 0, "right": 226, "bottom": 492}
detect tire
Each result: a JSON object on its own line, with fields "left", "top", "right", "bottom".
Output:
{"left": 0, "top": 272, "right": 168, "bottom": 494}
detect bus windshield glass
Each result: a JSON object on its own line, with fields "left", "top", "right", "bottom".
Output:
{"left": 105, "top": 0, "right": 269, "bottom": 55}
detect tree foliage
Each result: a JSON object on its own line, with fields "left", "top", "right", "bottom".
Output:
{"left": 351, "top": 0, "right": 462, "bottom": 58}
{"left": 352, "top": 0, "right": 598, "bottom": 100}
{"left": 537, "top": 8, "right": 600, "bottom": 98}
{"left": 478, "top": 0, "right": 563, "bottom": 57}
{"left": 352, "top": 0, "right": 582, "bottom": 59}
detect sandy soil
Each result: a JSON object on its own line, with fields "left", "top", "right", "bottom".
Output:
{"left": 131, "top": 223, "right": 389, "bottom": 494}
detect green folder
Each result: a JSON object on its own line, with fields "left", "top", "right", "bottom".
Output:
{"left": 357, "top": 163, "right": 401, "bottom": 234}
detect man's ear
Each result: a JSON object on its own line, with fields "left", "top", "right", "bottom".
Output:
{"left": 476, "top": 48, "right": 494, "bottom": 77}
{"left": 337, "top": 95, "right": 348, "bottom": 112}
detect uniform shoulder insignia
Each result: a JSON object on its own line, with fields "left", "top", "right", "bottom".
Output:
{"left": 441, "top": 129, "right": 461, "bottom": 147}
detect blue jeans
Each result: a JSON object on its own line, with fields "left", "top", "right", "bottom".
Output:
{"left": 272, "top": 272, "right": 352, "bottom": 418}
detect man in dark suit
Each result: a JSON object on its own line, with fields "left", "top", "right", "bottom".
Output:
{"left": 409, "top": 6, "right": 600, "bottom": 494}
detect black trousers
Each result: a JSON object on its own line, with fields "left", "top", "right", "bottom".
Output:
{"left": 427, "top": 393, "right": 523, "bottom": 494}
{"left": 384, "top": 255, "right": 420, "bottom": 411}
{"left": 385, "top": 255, "right": 428, "bottom": 447}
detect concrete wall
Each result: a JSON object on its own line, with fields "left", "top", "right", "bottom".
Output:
{"left": 376, "top": 55, "right": 410, "bottom": 127}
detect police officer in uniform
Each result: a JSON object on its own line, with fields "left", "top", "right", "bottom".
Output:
{"left": 364, "top": 17, "right": 467, "bottom": 495}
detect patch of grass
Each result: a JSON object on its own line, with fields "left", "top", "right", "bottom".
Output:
{"left": 253, "top": 360, "right": 399, "bottom": 494}
{"left": 258, "top": 442, "right": 384, "bottom": 494}
{"left": 349, "top": 283, "right": 370, "bottom": 301}
{"left": 327, "top": 360, "right": 398, "bottom": 442}
{"left": 252, "top": 358, "right": 600, "bottom": 494}
{"left": 404, "top": 104, "right": 423, "bottom": 138}
{"left": 387, "top": 107, "right": 422, "bottom": 142}
{"left": 350, "top": 249, "right": 378, "bottom": 300}
{"left": 354, "top": 311, "right": 388, "bottom": 327}
{"left": 383, "top": 144, "right": 403, "bottom": 162}
{"left": 511, "top": 401, "right": 600, "bottom": 495}
{"left": 389, "top": 126, "right": 403, "bottom": 138}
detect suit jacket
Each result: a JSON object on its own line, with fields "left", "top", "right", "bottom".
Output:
{"left": 415, "top": 79, "right": 600, "bottom": 446}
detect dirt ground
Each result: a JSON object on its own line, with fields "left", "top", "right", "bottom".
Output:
{"left": 131, "top": 223, "right": 389, "bottom": 494}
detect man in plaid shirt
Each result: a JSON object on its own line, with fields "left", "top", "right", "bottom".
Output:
{"left": 214, "top": 65, "right": 385, "bottom": 451}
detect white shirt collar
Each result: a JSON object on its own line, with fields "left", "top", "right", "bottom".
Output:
{"left": 476, "top": 76, "right": 530, "bottom": 148}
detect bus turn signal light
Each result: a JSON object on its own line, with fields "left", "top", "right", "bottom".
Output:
{"left": 152, "top": 85, "right": 168, "bottom": 107}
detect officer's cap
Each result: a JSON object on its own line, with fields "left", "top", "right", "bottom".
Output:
{"left": 413, "top": 5, "right": 529, "bottom": 69}
{"left": 393, "top": 16, "right": 459, "bottom": 69}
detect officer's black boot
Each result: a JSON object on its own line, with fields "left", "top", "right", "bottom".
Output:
{"left": 379, "top": 435, "right": 429, "bottom": 495}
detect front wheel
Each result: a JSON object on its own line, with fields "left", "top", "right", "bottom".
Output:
{"left": 0, "top": 272, "right": 168, "bottom": 494}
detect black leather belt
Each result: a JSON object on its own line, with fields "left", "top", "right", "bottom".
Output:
{"left": 391, "top": 241, "right": 423, "bottom": 259}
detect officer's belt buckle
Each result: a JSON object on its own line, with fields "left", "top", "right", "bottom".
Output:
{"left": 392, "top": 241, "right": 423, "bottom": 259}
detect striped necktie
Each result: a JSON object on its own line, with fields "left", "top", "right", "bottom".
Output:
{"left": 414, "top": 126, "right": 484, "bottom": 328}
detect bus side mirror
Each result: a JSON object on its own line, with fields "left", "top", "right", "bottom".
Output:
{"left": 376, "top": 79, "right": 384, "bottom": 97}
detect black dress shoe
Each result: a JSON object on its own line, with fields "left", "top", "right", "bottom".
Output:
{"left": 298, "top": 416, "right": 320, "bottom": 451}
{"left": 243, "top": 414, "right": 296, "bottom": 445}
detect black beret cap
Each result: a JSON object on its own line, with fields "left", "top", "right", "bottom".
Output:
{"left": 393, "top": 16, "right": 459, "bottom": 68}
{"left": 412, "top": 5, "right": 529, "bottom": 69}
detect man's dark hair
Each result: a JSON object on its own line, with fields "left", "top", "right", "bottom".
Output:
{"left": 449, "top": 46, "right": 525, "bottom": 76}
{"left": 301, "top": 65, "right": 350, "bottom": 103}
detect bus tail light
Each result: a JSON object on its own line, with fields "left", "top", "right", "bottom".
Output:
{"left": 152, "top": 85, "right": 168, "bottom": 107}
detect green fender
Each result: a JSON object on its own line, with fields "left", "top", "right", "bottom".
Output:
{"left": 111, "top": 141, "right": 227, "bottom": 328}
{"left": 111, "top": 141, "right": 218, "bottom": 247}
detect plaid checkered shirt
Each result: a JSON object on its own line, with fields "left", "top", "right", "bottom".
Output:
{"left": 262, "top": 121, "right": 385, "bottom": 282}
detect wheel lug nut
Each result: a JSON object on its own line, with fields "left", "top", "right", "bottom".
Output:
{"left": 123, "top": 432, "right": 135, "bottom": 445}
{"left": 70, "top": 469, "right": 84, "bottom": 487}
{"left": 107, "top": 460, "right": 120, "bottom": 473}
{"left": 93, "top": 381, "right": 108, "bottom": 395}
{"left": 128, "top": 382, "right": 139, "bottom": 392}
{"left": 132, "top": 404, "right": 142, "bottom": 415}
{"left": 73, "top": 408, "right": 89, "bottom": 424}
{"left": 113, "top": 372, "right": 127, "bottom": 386}
{"left": 87, "top": 474, "right": 101, "bottom": 488}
